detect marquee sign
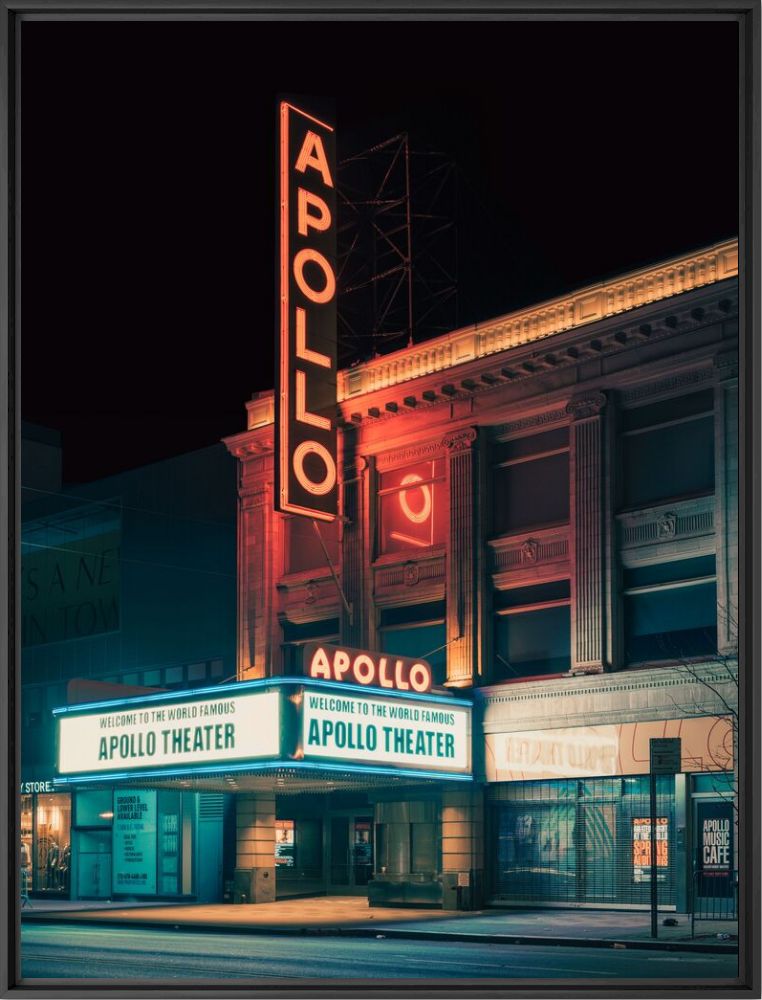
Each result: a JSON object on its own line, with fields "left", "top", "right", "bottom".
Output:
{"left": 303, "top": 642, "right": 433, "bottom": 693}
{"left": 301, "top": 685, "right": 470, "bottom": 775}
{"left": 57, "top": 690, "right": 281, "bottom": 777}
{"left": 53, "top": 678, "right": 472, "bottom": 784}
{"left": 276, "top": 98, "right": 338, "bottom": 521}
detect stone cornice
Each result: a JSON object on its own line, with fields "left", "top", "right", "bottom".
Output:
{"left": 338, "top": 239, "right": 737, "bottom": 402}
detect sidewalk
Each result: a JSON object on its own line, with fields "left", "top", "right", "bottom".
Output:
{"left": 21, "top": 896, "right": 738, "bottom": 953}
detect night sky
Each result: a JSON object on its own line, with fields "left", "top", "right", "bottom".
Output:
{"left": 20, "top": 20, "right": 738, "bottom": 483}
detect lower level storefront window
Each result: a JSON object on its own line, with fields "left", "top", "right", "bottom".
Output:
{"left": 489, "top": 776, "right": 676, "bottom": 906}
{"left": 33, "top": 794, "right": 71, "bottom": 893}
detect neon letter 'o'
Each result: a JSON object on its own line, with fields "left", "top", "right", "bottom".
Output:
{"left": 292, "top": 441, "right": 336, "bottom": 496}
{"left": 293, "top": 249, "right": 336, "bottom": 304}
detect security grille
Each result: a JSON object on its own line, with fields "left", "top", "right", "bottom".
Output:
{"left": 490, "top": 777, "right": 676, "bottom": 906}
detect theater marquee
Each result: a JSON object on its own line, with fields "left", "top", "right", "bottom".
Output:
{"left": 53, "top": 678, "right": 472, "bottom": 784}
{"left": 276, "top": 98, "right": 338, "bottom": 521}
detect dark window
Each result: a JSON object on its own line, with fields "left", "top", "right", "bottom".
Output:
{"left": 494, "top": 581, "right": 571, "bottom": 680}
{"left": 623, "top": 557, "right": 717, "bottom": 664}
{"left": 493, "top": 429, "right": 569, "bottom": 536}
{"left": 620, "top": 391, "right": 714, "bottom": 508}
{"left": 379, "top": 602, "right": 446, "bottom": 685}
{"left": 378, "top": 459, "right": 446, "bottom": 556}
{"left": 281, "top": 618, "right": 340, "bottom": 676}
{"left": 285, "top": 516, "right": 340, "bottom": 575}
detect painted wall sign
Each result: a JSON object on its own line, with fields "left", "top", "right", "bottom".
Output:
{"left": 113, "top": 790, "right": 157, "bottom": 895}
{"left": 57, "top": 690, "right": 280, "bottom": 776}
{"left": 484, "top": 716, "right": 733, "bottom": 782}
{"left": 276, "top": 98, "right": 338, "bottom": 521}
{"left": 301, "top": 686, "right": 470, "bottom": 774}
{"left": 21, "top": 527, "right": 120, "bottom": 647}
{"left": 303, "top": 642, "right": 433, "bottom": 693}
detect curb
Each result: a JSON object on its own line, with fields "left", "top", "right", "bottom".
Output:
{"left": 20, "top": 914, "right": 738, "bottom": 954}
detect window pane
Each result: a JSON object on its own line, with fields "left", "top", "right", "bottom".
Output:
{"left": 493, "top": 427, "right": 569, "bottom": 464}
{"left": 75, "top": 790, "right": 113, "bottom": 827}
{"left": 495, "top": 580, "right": 570, "bottom": 610}
{"left": 165, "top": 666, "right": 184, "bottom": 685}
{"left": 286, "top": 516, "right": 339, "bottom": 575}
{"left": 624, "top": 581, "right": 717, "bottom": 662}
{"left": 624, "top": 556, "right": 716, "bottom": 589}
{"left": 622, "top": 416, "right": 714, "bottom": 507}
{"left": 379, "top": 460, "right": 446, "bottom": 555}
{"left": 380, "top": 601, "right": 446, "bottom": 628}
{"left": 622, "top": 390, "right": 713, "bottom": 432}
{"left": 187, "top": 662, "right": 207, "bottom": 681}
{"left": 34, "top": 794, "right": 71, "bottom": 893}
{"left": 495, "top": 605, "right": 571, "bottom": 678}
{"left": 493, "top": 453, "right": 569, "bottom": 535}
{"left": 380, "top": 622, "right": 446, "bottom": 685}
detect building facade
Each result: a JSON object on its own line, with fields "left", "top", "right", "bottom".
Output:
{"left": 49, "top": 238, "right": 739, "bottom": 912}
{"left": 21, "top": 444, "right": 238, "bottom": 902}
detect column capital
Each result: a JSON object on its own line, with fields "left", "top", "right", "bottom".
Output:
{"left": 566, "top": 391, "right": 607, "bottom": 420}
{"left": 442, "top": 427, "right": 478, "bottom": 453}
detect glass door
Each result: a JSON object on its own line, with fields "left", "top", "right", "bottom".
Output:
{"left": 326, "top": 815, "right": 374, "bottom": 894}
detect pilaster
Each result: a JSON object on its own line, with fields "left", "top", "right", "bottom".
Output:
{"left": 443, "top": 428, "right": 478, "bottom": 686}
{"left": 340, "top": 439, "right": 368, "bottom": 648}
{"left": 567, "top": 392, "right": 607, "bottom": 674}
{"left": 234, "top": 793, "right": 276, "bottom": 904}
{"left": 440, "top": 787, "right": 484, "bottom": 910}
{"left": 714, "top": 351, "right": 739, "bottom": 654}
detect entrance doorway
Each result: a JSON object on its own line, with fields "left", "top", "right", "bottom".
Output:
{"left": 327, "top": 815, "right": 373, "bottom": 894}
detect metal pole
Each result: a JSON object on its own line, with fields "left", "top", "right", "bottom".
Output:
{"left": 650, "top": 772, "right": 658, "bottom": 938}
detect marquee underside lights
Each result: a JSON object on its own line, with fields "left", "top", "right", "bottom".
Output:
{"left": 276, "top": 99, "right": 338, "bottom": 521}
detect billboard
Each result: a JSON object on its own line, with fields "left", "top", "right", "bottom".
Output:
{"left": 276, "top": 98, "right": 338, "bottom": 521}
{"left": 113, "top": 790, "right": 157, "bottom": 896}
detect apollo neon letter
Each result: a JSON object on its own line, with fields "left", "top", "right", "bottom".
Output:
{"left": 276, "top": 99, "right": 337, "bottom": 521}
{"left": 298, "top": 189, "right": 332, "bottom": 236}
{"left": 295, "top": 131, "right": 334, "bottom": 187}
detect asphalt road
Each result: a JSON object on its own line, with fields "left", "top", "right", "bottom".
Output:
{"left": 20, "top": 923, "right": 739, "bottom": 983}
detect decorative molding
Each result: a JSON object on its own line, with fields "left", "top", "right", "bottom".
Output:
{"left": 714, "top": 351, "right": 739, "bottom": 380}
{"left": 489, "top": 527, "right": 569, "bottom": 576}
{"left": 492, "top": 408, "right": 568, "bottom": 439}
{"left": 618, "top": 496, "right": 714, "bottom": 551}
{"left": 442, "top": 427, "right": 478, "bottom": 452}
{"left": 375, "top": 556, "right": 445, "bottom": 591}
{"left": 375, "top": 439, "right": 442, "bottom": 470}
{"left": 337, "top": 239, "right": 738, "bottom": 401}
{"left": 566, "top": 391, "right": 607, "bottom": 420}
{"left": 620, "top": 368, "right": 713, "bottom": 405}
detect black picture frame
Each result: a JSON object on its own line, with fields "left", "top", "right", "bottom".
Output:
{"left": 1, "top": 3, "right": 759, "bottom": 997}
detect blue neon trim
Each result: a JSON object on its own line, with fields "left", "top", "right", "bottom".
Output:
{"left": 52, "top": 758, "right": 472, "bottom": 785}
{"left": 52, "top": 675, "right": 472, "bottom": 716}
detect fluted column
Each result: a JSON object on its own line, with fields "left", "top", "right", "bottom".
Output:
{"left": 714, "top": 352, "right": 739, "bottom": 654}
{"left": 340, "top": 436, "right": 368, "bottom": 648}
{"left": 443, "top": 428, "right": 478, "bottom": 686}
{"left": 567, "top": 392, "right": 607, "bottom": 674}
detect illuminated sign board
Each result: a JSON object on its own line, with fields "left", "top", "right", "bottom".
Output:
{"left": 301, "top": 686, "right": 470, "bottom": 775}
{"left": 632, "top": 817, "right": 669, "bottom": 883}
{"left": 113, "top": 790, "right": 157, "bottom": 895}
{"left": 53, "top": 678, "right": 472, "bottom": 784}
{"left": 57, "top": 690, "right": 280, "bottom": 777}
{"left": 303, "top": 642, "right": 433, "bottom": 693}
{"left": 276, "top": 98, "right": 338, "bottom": 521}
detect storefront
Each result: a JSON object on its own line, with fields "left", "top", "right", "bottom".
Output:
{"left": 52, "top": 669, "right": 474, "bottom": 908}
{"left": 20, "top": 776, "right": 71, "bottom": 898}
{"left": 483, "top": 715, "right": 734, "bottom": 910}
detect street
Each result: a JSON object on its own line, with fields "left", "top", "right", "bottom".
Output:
{"left": 21, "top": 923, "right": 739, "bottom": 983}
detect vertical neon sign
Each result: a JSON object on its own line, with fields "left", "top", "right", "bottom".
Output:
{"left": 276, "top": 99, "right": 338, "bottom": 521}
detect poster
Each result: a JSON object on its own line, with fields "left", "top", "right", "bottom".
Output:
{"left": 696, "top": 800, "right": 734, "bottom": 885}
{"left": 632, "top": 816, "right": 669, "bottom": 884}
{"left": 113, "top": 790, "right": 157, "bottom": 895}
{"left": 275, "top": 819, "right": 295, "bottom": 867}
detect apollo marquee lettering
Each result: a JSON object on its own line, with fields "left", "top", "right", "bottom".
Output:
{"left": 276, "top": 99, "right": 338, "bottom": 521}
{"left": 303, "top": 642, "right": 433, "bottom": 693}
